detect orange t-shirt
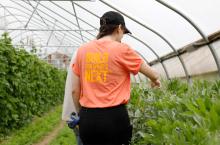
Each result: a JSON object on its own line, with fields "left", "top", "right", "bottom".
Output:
{"left": 73, "top": 39, "right": 143, "bottom": 108}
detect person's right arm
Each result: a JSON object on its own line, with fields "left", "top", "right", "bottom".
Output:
{"left": 116, "top": 44, "right": 161, "bottom": 88}
{"left": 139, "top": 62, "right": 161, "bottom": 88}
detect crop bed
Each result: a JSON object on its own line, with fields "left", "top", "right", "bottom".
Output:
{"left": 129, "top": 79, "right": 220, "bottom": 145}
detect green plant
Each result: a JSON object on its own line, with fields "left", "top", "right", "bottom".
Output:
{"left": 0, "top": 33, "right": 66, "bottom": 137}
{"left": 129, "top": 79, "right": 220, "bottom": 145}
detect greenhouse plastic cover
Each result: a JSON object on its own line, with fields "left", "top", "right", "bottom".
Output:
{"left": 2, "top": 1, "right": 220, "bottom": 80}
{"left": 0, "top": 0, "right": 219, "bottom": 59}
{"left": 0, "top": 1, "right": 220, "bottom": 81}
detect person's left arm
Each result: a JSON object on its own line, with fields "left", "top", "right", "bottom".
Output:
{"left": 72, "top": 72, "right": 81, "bottom": 113}
{"left": 72, "top": 50, "right": 81, "bottom": 113}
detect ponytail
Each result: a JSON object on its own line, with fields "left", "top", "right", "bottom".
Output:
{"left": 96, "top": 24, "right": 119, "bottom": 39}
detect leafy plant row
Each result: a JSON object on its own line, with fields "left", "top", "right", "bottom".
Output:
{"left": 0, "top": 33, "right": 66, "bottom": 137}
{"left": 129, "top": 79, "right": 220, "bottom": 145}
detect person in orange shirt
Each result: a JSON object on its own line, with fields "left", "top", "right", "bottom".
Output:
{"left": 72, "top": 11, "right": 161, "bottom": 145}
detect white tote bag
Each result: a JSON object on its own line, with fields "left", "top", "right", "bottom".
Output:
{"left": 62, "top": 51, "right": 77, "bottom": 121}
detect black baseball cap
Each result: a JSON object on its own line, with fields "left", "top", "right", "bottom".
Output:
{"left": 100, "top": 11, "right": 131, "bottom": 34}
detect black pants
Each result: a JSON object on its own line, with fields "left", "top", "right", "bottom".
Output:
{"left": 79, "top": 104, "right": 132, "bottom": 145}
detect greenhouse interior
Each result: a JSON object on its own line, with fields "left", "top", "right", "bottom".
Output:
{"left": 0, "top": 0, "right": 220, "bottom": 145}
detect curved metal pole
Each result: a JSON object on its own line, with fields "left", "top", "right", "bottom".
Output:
{"left": 26, "top": 0, "right": 48, "bottom": 29}
{"left": 25, "top": 0, "right": 91, "bottom": 43}
{"left": 9, "top": 27, "right": 65, "bottom": 46}
{"left": 50, "top": 1, "right": 99, "bottom": 34}
{"left": 0, "top": 4, "right": 49, "bottom": 48}
{"left": 73, "top": 2, "right": 170, "bottom": 79}
{"left": 0, "top": 14, "right": 81, "bottom": 48}
{"left": 5, "top": 19, "right": 79, "bottom": 44}
{"left": 0, "top": 5, "right": 84, "bottom": 44}
{"left": 0, "top": 2, "right": 87, "bottom": 54}
{"left": 155, "top": 0, "right": 220, "bottom": 77}
{"left": 130, "top": 34, "right": 170, "bottom": 79}
{"left": 71, "top": 1, "right": 84, "bottom": 43}
{"left": 136, "top": 51, "right": 152, "bottom": 82}
{"left": 26, "top": 0, "right": 92, "bottom": 41}
{"left": 24, "top": 0, "right": 40, "bottom": 28}
{"left": 25, "top": 0, "right": 73, "bottom": 46}
{"left": 5, "top": 17, "right": 81, "bottom": 45}
{"left": 27, "top": 0, "right": 92, "bottom": 41}
{"left": 136, "top": 51, "right": 147, "bottom": 82}
{"left": 99, "top": 0, "right": 190, "bottom": 82}
{"left": 10, "top": 0, "right": 91, "bottom": 42}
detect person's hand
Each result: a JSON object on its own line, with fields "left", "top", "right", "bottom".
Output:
{"left": 150, "top": 79, "right": 161, "bottom": 88}
{"left": 67, "top": 112, "right": 80, "bottom": 129}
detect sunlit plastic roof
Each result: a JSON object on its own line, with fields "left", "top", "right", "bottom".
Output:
{"left": 0, "top": 0, "right": 220, "bottom": 81}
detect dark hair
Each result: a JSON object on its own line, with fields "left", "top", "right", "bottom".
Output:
{"left": 96, "top": 24, "right": 119, "bottom": 39}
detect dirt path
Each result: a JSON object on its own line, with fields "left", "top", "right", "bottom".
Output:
{"left": 33, "top": 121, "right": 65, "bottom": 145}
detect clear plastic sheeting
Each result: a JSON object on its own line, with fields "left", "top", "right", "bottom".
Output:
{"left": 0, "top": 0, "right": 220, "bottom": 80}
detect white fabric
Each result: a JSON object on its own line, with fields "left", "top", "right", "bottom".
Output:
{"left": 62, "top": 51, "right": 77, "bottom": 121}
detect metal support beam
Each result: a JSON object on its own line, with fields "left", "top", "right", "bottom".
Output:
{"left": 155, "top": 0, "right": 220, "bottom": 77}
{"left": 60, "top": 34, "right": 66, "bottom": 46}
{"left": 2, "top": 17, "right": 79, "bottom": 45}
{"left": 3, "top": 7, "right": 7, "bottom": 30}
{"left": 0, "top": 4, "right": 22, "bottom": 25}
{"left": 7, "top": 1, "right": 84, "bottom": 44}
{"left": 26, "top": 0, "right": 95, "bottom": 1}
{"left": 27, "top": 0, "right": 48, "bottom": 28}
{"left": 14, "top": 0, "right": 91, "bottom": 42}
{"left": 33, "top": 0, "right": 92, "bottom": 41}
{"left": 50, "top": 1, "right": 98, "bottom": 34}
{"left": 0, "top": 4, "right": 44, "bottom": 46}
{"left": 26, "top": 0, "right": 67, "bottom": 44}
{"left": 136, "top": 51, "right": 149, "bottom": 82}
{"left": 12, "top": 44, "right": 79, "bottom": 47}
{"left": 6, "top": 20, "right": 81, "bottom": 46}
{"left": 24, "top": 0, "right": 40, "bottom": 28}
{"left": 130, "top": 34, "right": 170, "bottom": 79}
{"left": 99, "top": 0, "right": 190, "bottom": 82}
{"left": 46, "top": 20, "right": 57, "bottom": 45}
{"left": 71, "top": 1, "right": 84, "bottom": 43}
{"left": 1, "top": 28, "right": 96, "bottom": 32}
{"left": 57, "top": 34, "right": 66, "bottom": 51}
{"left": 0, "top": 3, "right": 81, "bottom": 55}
